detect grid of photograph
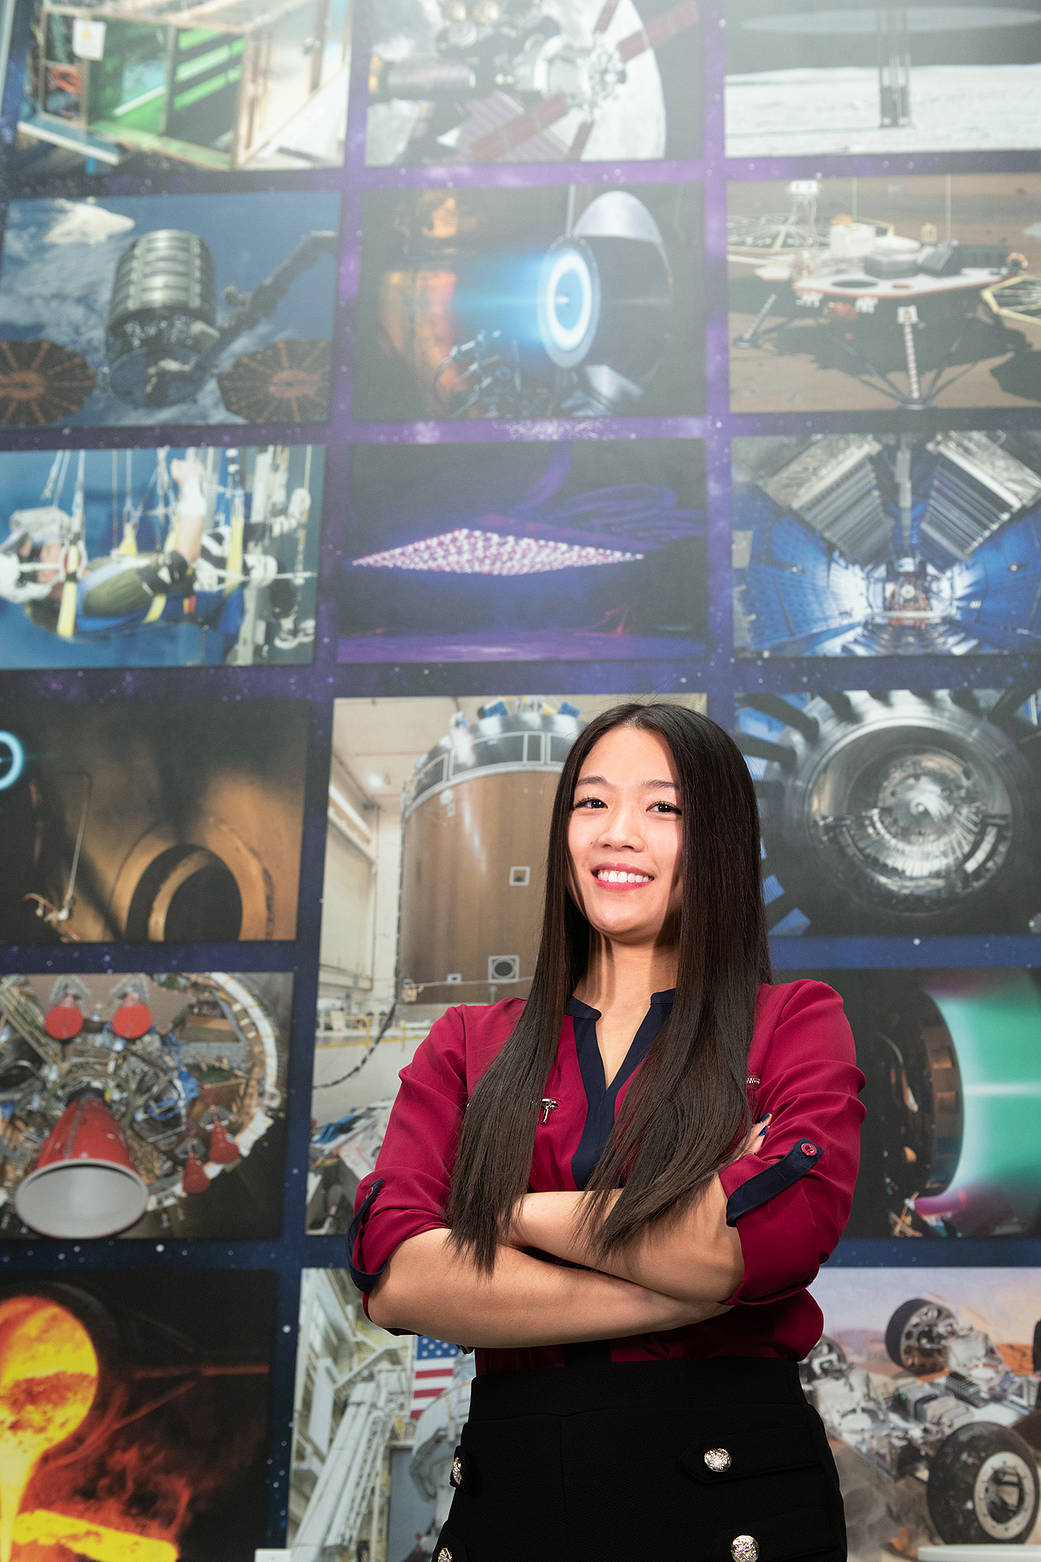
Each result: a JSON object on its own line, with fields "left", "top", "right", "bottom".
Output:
{"left": 2, "top": 0, "right": 1041, "bottom": 1557}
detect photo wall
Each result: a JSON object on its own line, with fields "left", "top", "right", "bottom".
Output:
{"left": 1, "top": 1, "right": 1041, "bottom": 1558}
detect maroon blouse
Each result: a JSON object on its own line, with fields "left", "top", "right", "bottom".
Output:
{"left": 349, "top": 979, "right": 865, "bottom": 1373}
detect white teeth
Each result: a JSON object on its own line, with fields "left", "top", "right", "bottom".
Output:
{"left": 596, "top": 870, "right": 651, "bottom": 884}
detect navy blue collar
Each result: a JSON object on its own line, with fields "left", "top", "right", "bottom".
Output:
{"left": 566, "top": 989, "right": 675, "bottom": 1020}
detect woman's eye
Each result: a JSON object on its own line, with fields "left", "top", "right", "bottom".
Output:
{"left": 572, "top": 796, "right": 604, "bottom": 809}
{"left": 651, "top": 801, "right": 681, "bottom": 814}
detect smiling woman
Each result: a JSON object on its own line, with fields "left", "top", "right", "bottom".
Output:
{"left": 348, "top": 702, "right": 865, "bottom": 1562}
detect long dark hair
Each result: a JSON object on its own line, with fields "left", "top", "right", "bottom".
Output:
{"left": 446, "top": 702, "right": 771, "bottom": 1270}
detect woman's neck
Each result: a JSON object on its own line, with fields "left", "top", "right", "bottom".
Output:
{"left": 574, "top": 936, "right": 678, "bottom": 1013}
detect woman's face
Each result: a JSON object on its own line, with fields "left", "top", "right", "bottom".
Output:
{"left": 566, "top": 724, "right": 683, "bottom": 950}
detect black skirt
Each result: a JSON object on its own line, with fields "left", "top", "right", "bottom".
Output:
{"left": 431, "top": 1356, "right": 847, "bottom": 1562}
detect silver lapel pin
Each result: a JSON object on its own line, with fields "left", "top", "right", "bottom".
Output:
{"left": 540, "top": 1098, "right": 558, "bottom": 1124}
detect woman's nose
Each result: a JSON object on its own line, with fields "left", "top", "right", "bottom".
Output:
{"left": 597, "top": 805, "right": 642, "bottom": 847}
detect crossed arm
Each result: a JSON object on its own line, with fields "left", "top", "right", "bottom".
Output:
{"left": 365, "top": 1171, "right": 745, "bottom": 1349}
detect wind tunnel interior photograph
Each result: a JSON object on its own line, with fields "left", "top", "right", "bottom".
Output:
{"left": 0, "top": 700, "right": 308, "bottom": 944}
{"left": 0, "top": 1270, "right": 275, "bottom": 1562}
{"left": 0, "top": 971, "right": 290, "bottom": 1241}
{"left": 0, "top": 443, "right": 323, "bottom": 668}
{"left": 308, "top": 692, "right": 705, "bottom": 1234}
{"left": 0, "top": 191, "right": 339, "bottom": 428}
{"left": 10, "top": 0, "right": 353, "bottom": 192}
{"left": 732, "top": 431, "right": 1041, "bottom": 658}
{"left": 352, "top": 181, "right": 703, "bottom": 421}
{"left": 782, "top": 967, "right": 1041, "bottom": 1240}
{"left": 736, "top": 687, "right": 1041, "bottom": 936}
{"left": 339, "top": 438, "right": 707, "bottom": 663}
{"left": 728, "top": 173, "right": 1041, "bottom": 413}
{"left": 365, "top": 0, "right": 702, "bottom": 166}
{"left": 725, "top": 0, "right": 1041, "bottom": 158}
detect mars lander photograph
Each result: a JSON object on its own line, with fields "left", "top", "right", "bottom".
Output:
{"left": 353, "top": 182, "right": 702, "bottom": 421}
{"left": 736, "top": 686, "right": 1041, "bottom": 936}
{"left": 0, "top": 971, "right": 291, "bottom": 1240}
{"left": 732, "top": 431, "right": 1041, "bottom": 658}
{"left": 0, "top": 443, "right": 323, "bottom": 668}
{"left": 728, "top": 174, "right": 1041, "bottom": 413}
{"left": 0, "top": 192, "right": 339, "bottom": 428}
{"left": 0, "top": 698, "right": 309, "bottom": 944}
{"left": 8, "top": 0, "right": 352, "bottom": 193}
{"left": 365, "top": 0, "right": 701, "bottom": 166}
{"left": 725, "top": 0, "right": 1041, "bottom": 159}
{"left": 339, "top": 438, "right": 707, "bottom": 664}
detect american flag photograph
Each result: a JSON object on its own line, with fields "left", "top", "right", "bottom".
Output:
{"left": 410, "top": 1337, "right": 461, "bottom": 1419}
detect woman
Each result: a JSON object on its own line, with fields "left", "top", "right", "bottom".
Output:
{"left": 349, "top": 702, "right": 865, "bottom": 1562}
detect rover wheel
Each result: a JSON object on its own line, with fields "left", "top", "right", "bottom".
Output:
{"left": 927, "top": 1422, "right": 1040, "bottom": 1543}
{"left": 884, "top": 1297, "right": 956, "bottom": 1373}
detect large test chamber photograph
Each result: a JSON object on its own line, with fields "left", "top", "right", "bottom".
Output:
{"left": 307, "top": 691, "right": 705, "bottom": 1234}
{"left": 0, "top": 699, "right": 309, "bottom": 944}
{"left": 732, "top": 431, "right": 1041, "bottom": 658}
{"left": 736, "top": 687, "right": 1041, "bottom": 936}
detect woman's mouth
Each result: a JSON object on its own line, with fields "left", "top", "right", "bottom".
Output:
{"left": 593, "top": 868, "right": 653, "bottom": 886}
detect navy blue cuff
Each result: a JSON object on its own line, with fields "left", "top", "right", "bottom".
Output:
{"left": 347, "top": 1178, "right": 387, "bottom": 1292}
{"left": 725, "top": 1140, "right": 823, "bottom": 1226}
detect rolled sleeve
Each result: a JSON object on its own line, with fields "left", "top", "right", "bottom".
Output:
{"left": 347, "top": 1007, "right": 469, "bottom": 1304}
{"left": 719, "top": 981, "right": 865, "bottom": 1306}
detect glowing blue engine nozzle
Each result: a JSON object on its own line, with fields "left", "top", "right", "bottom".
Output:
{"left": 537, "top": 242, "right": 600, "bottom": 368}
{"left": 0, "top": 732, "right": 25, "bottom": 791}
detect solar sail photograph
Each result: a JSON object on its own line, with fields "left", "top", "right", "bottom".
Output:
{"left": 339, "top": 438, "right": 707, "bottom": 663}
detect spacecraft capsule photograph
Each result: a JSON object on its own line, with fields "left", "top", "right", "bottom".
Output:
{"left": 0, "top": 192, "right": 340, "bottom": 427}
{"left": 365, "top": 0, "right": 701, "bottom": 166}
{"left": 306, "top": 692, "right": 705, "bottom": 1235}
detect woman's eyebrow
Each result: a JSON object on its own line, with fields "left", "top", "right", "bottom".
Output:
{"left": 574, "top": 775, "right": 679, "bottom": 790}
